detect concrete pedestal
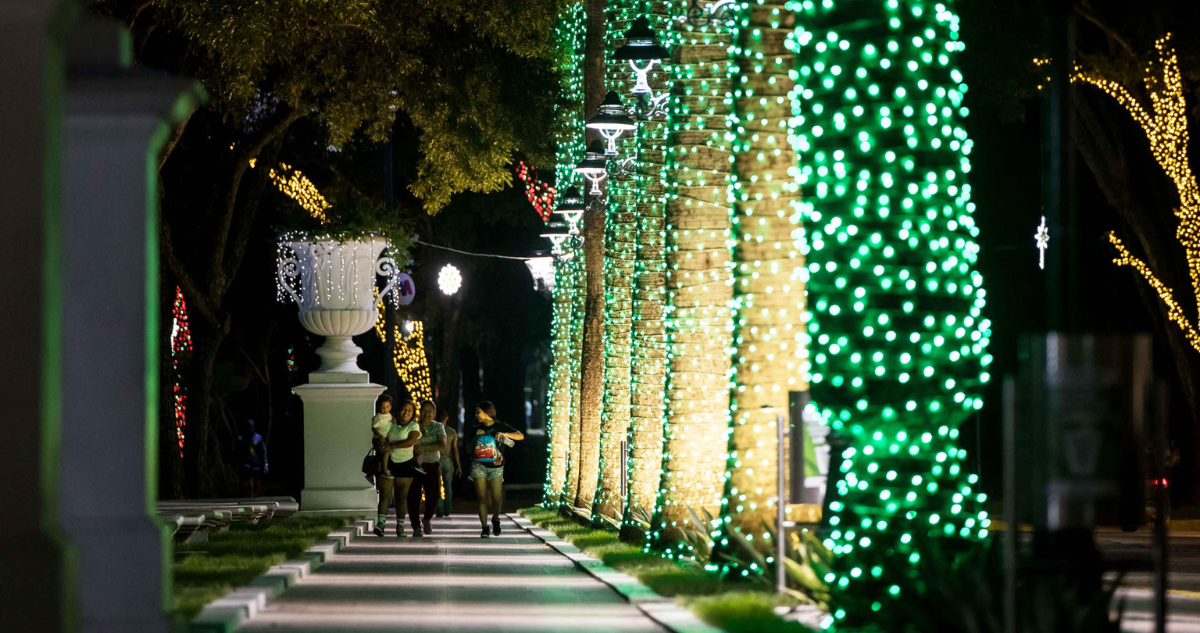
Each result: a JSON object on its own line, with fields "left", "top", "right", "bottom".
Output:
{"left": 295, "top": 381, "right": 385, "bottom": 511}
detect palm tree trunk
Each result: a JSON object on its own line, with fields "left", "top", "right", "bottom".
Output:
{"left": 567, "top": 246, "right": 587, "bottom": 507}
{"left": 573, "top": 0, "right": 609, "bottom": 512}
{"left": 652, "top": 16, "right": 736, "bottom": 547}
{"left": 594, "top": 3, "right": 640, "bottom": 522}
{"left": 546, "top": 257, "right": 576, "bottom": 504}
{"left": 720, "top": 2, "right": 805, "bottom": 546}
{"left": 622, "top": 2, "right": 674, "bottom": 543}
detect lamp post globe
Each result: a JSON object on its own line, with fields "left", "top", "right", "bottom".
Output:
{"left": 540, "top": 221, "right": 572, "bottom": 256}
{"left": 586, "top": 91, "right": 636, "bottom": 157}
{"left": 613, "top": 17, "right": 669, "bottom": 96}
{"left": 574, "top": 140, "right": 609, "bottom": 197}
{"left": 554, "top": 185, "right": 586, "bottom": 235}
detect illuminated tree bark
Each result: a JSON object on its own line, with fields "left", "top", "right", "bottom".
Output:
{"left": 650, "top": 14, "right": 736, "bottom": 550}
{"left": 719, "top": 2, "right": 807, "bottom": 548}
{"left": 546, "top": 0, "right": 586, "bottom": 507}
{"left": 622, "top": 4, "right": 675, "bottom": 542}
{"left": 572, "top": 0, "right": 609, "bottom": 512}
{"left": 788, "top": 1, "right": 991, "bottom": 624}
{"left": 545, "top": 257, "right": 576, "bottom": 504}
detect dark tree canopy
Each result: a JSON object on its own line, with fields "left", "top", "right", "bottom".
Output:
{"left": 119, "top": 0, "right": 565, "bottom": 211}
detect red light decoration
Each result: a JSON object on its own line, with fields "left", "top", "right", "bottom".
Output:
{"left": 516, "top": 161, "right": 557, "bottom": 222}
{"left": 171, "top": 286, "right": 192, "bottom": 458}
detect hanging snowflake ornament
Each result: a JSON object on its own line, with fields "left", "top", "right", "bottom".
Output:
{"left": 1035, "top": 216, "right": 1049, "bottom": 270}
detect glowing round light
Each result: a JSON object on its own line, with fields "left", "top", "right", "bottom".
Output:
{"left": 437, "top": 264, "right": 462, "bottom": 295}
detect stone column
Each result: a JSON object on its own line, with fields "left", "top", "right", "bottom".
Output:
{"left": 0, "top": 1, "right": 72, "bottom": 631}
{"left": 57, "top": 17, "right": 203, "bottom": 633}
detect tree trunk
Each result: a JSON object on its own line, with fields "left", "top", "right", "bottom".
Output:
{"left": 1073, "top": 88, "right": 1200, "bottom": 502}
{"left": 718, "top": 2, "right": 804, "bottom": 548}
{"left": 439, "top": 300, "right": 462, "bottom": 420}
{"left": 651, "top": 17, "right": 736, "bottom": 547}
{"left": 620, "top": 1, "right": 673, "bottom": 542}
{"left": 573, "top": 0, "right": 608, "bottom": 512}
{"left": 159, "top": 277, "right": 183, "bottom": 500}
{"left": 567, "top": 249, "right": 587, "bottom": 507}
{"left": 183, "top": 333, "right": 224, "bottom": 497}
{"left": 593, "top": 3, "right": 638, "bottom": 520}
{"left": 546, "top": 256, "right": 576, "bottom": 504}
{"left": 163, "top": 110, "right": 298, "bottom": 496}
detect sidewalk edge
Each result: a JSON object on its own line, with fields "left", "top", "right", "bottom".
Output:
{"left": 508, "top": 513, "right": 725, "bottom": 633}
{"left": 186, "top": 518, "right": 372, "bottom": 633}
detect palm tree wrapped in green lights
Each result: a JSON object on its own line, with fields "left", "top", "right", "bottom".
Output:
{"left": 786, "top": 0, "right": 993, "bottom": 624}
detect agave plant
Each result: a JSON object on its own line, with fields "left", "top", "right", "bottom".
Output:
{"left": 717, "top": 518, "right": 834, "bottom": 611}
{"left": 670, "top": 505, "right": 717, "bottom": 566}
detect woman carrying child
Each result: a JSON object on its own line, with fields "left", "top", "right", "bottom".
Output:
{"left": 371, "top": 397, "right": 423, "bottom": 537}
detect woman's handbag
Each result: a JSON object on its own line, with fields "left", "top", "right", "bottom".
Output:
{"left": 361, "top": 447, "right": 384, "bottom": 484}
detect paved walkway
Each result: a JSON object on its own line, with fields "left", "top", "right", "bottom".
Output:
{"left": 239, "top": 514, "right": 667, "bottom": 632}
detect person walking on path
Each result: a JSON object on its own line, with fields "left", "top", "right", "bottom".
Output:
{"left": 407, "top": 400, "right": 447, "bottom": 535}
{"left": 238, "top": 419, "right": 269, "bottom": 498}
{"left": 470, "top": 401, "right": 522, "bottom": 538}
{"left": 435, "top": 407, "right": 461, "bottom": 517}
{"left": 372, "top": 399, "right": 423, "bottom": 537}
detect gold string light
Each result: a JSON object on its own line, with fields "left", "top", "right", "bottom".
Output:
{"left": 1110, "top": 233, "right": 1200, "bottom": 349}
{"left": 393, "top": 321, "right": 433, "bottom": 402}
{"left": 1074, "top": 35, "right": 1200, "bottom": 353}
{"left": 267, "top": 162, "right": 331, "bottom": 223}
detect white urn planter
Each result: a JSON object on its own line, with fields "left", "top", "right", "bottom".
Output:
{"left": 277, "top": 235, "right": 403, "bottom": 511}
{"left": 277, "top": 236, "right": 401, "bottom": 383}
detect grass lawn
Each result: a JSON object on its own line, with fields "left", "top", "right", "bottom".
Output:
{"left": 518, "top": 507, "right": 814, "bottom": 632}
{"left": 173, "top": 515, "right": 351, "bottom": 617}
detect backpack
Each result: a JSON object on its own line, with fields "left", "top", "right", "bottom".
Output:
{"left": 474, "top": 433, "right": 498, "bottom": 463}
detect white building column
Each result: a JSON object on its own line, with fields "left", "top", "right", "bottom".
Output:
{"left": 57, "top": 18, "right": 202, "bottom": 633}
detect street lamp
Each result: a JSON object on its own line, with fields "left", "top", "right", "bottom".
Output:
{"left": 586, "top": 91, "right": 636, "bottom": 157}
{"left": 554, "top": 186, "right": 586, "bottom": 235}
{"left": 540, "top": 221, "right": 572, "bottom": 256}
{"left": 437, "top": 264, "right": 462, "bottom": 295}
{"left": 574, "top": 140, "right": 609, "bottom": 197}
{"left": 613, "top": 17, "right": 670, "bottom": 119}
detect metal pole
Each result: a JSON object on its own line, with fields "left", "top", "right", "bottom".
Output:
{"left": 1152, "top": 381, "right": 1168, "bottom": 633}
{"left": 777, "top": 413, "right": 787, "bottom": 593}
{"left": 1003, "top": 376, "right": 1017, "bottom": 633}
{"left": 383, "top": 128, "right": 394, "bottom": 214}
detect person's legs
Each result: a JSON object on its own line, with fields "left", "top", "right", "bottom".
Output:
{"left": 423, "top": 466, "right": 441, "bottom": 523}
{"left": 487, "top": 476, "right": 504, "bottom": 521}
{"left": 438, "top": 460, "right": 454, "bottom": 516}
{"left": 406, "top": 471, "right": 423, "bottom": 529}
{"left": 473, "top": 476, "right": 489, "bottom": 526}
{"left": 375, "top": 476, "right": 395, "bottom": 535}
{"left": 394, "top": 477, "right": 413, "bottom": 534}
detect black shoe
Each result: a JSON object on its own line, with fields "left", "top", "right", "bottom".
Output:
{"left": 396, "top": 524, "right": 406, "bottom": 538}
{"left": 373, "top": 523, "right": 385, "bottom": 538}
{"left": 412, "top": 524, "right": 424, "bottom": 537}
{"left": 481, "top": 526, "right": 491, "bottom": 538}
{"left": 492, "top": 517, "right": 501, "bottom": 536}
